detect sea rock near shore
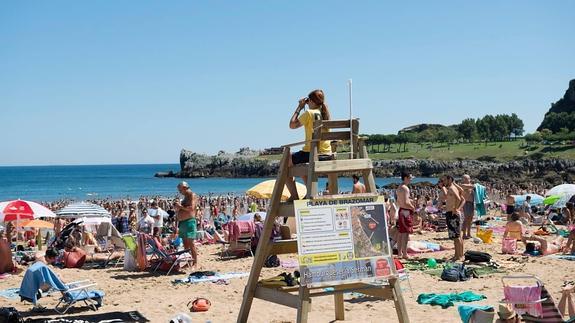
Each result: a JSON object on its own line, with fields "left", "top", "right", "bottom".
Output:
{"left": 178, "top": 148, "right": 278, "bottom": 178}
{"left": 176, "top": 149, "right": 575, "bottom": 185}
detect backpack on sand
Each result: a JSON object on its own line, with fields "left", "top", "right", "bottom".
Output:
{"left": 464, "top": 250, "right": 492, "bottom": 263}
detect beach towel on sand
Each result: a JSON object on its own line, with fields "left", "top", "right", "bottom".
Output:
{"left": 417, "top": 291, "right": 486, "bottom": 309}
{"left": 20, "top": 262, "right": 67, "bottom": 304}
{"left": 173, "top": 272, "right": 249, "bottom": 284}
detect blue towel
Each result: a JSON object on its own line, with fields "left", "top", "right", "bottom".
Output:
{"left": 64, "top": 290, "right": 105, "bottom": 307}
{"left": 173, "top": 272, "right": 249, "bottom": 284}
{"left": 474, "top": 184, "right": 487, "bottom": 216}
{"left": 0, "top": 288, "right": 21, "bottom": 300}
{"left": 19, "top": 262, "right": 67, "bottom": 304}
{"left": 458, "top": 305, "right": 493, "bottom": 323}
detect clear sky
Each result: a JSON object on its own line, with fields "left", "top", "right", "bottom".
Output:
{"left": 1, "top": 1, "right": 574, "bottom": 166}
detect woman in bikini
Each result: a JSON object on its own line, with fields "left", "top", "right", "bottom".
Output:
{"left": 503, "top": 212, "right": 524, "bottom": 241}
{"left": 522, "top": 230, "right": 575, "bottom": 255}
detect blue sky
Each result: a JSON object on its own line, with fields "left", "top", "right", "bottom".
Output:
{"left": 1, "top": 1, "right": 574, "bottom": 166}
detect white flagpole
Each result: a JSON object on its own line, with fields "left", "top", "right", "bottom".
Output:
{"left": 348, "top": 79, "right": 353, "bottom": 158}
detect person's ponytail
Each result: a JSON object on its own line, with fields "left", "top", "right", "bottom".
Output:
{"left": 321, "top": 103, "right": 331, "bottom": 120}
{"left": 308, "top": 89, "right": 330, "bottom": 121}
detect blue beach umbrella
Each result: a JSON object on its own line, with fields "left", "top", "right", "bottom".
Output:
{"left": 513, "top": 194, "right": 544, "bottom": 207}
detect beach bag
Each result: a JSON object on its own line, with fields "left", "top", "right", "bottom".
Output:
{"left": 123, "top": 248, "right": 136, "bottom": 271}
{"left": 63, "top": 248, "right": 86, "bottom": 269}
{"left": 502, "top": 238, "right": 517, "bottom": 255}
{"left": 441, "top": 263, "right": 471, "bottom": 282}
{"left": 465, "top": 251, "right": 492, "bottom": 263}
{"left": 264, "top": 255, "right": 280, "bottom": 268}
{"left": 0, "top": 307, "right": 22, "bottom": 323}
{"left": 476, "top": 227, "right": 493, "bottom": 244}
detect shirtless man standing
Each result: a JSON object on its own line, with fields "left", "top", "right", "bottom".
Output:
{"left": 352, "top": 175, "right": 366, "bottom": 193}
{"left": 443, "top": 175, "right": 466, "bottom": 260}
{"left": 456, "top": 174, "right": 475, "bottom": 239}
{"left": 396, "top": 172, "right": 416, "bottom": 259}
{"left": 174, "top": 182, "right": 198, "bottom": 269}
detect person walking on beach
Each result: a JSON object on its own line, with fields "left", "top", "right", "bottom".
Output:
{"left": 520, "top": 195, "right": 533, "bottom": 224}
{"left": 148, "top": 200, "right": 163, "bottom": 237}
{"left": 396, "top": 172, "right": 416, "bottom": 259}
{"left": 174, "top": 181, "right": 198, "bottom": 269}
{"left": 457, "top": 174, "right": 476, "bottom": 239}
{"left": 352, "top": 174, "right": 366, "bottom": 193}
{"left": 286, "top": 89, "right": 333, "bottom": 200}
{"left": 444, "top": 175, "right": 465, "bottom": 261}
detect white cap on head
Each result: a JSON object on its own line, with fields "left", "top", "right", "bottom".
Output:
{"left": 178, "top": 181, "right": 189, "bottom": 188}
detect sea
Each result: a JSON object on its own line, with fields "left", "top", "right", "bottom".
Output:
{"left": 0, "top": 164, "right": 438, "bottom": 202}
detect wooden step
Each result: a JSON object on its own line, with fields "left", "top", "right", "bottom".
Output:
{"left": 254, "top": 286, "right": 300, "bottom": 309}
{"left": 288, "top": 164, "right": 308, "bottom": 178}
{"left": 314, "top": 159, "right": 372, "bottom": 174}
{"left": 277, "top": 202, "right": 295, "bottom": 218}
{"left": 268, "top": 239, "right": 298, "bottom": 255}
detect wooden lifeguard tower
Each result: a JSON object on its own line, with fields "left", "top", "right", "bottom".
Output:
{"left": 237, "top": 119, "right": 409, "bottom": 323}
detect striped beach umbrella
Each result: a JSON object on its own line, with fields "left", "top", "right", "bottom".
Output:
{"left": 0, "top": 200, "right": 56, "bottom": 222}
{"left": 56, "top": 201, "right": 111, "bottom": 218}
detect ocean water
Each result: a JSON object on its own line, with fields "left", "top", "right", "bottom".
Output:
{"left": 0, "top": 164, "right": 437, "bottom": 202}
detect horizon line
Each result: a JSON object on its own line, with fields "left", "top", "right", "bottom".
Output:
{"left": 0, "top": 162, "right": 181, "bottom": 168}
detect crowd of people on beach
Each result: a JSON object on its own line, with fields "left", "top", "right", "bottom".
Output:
{"left": 1, "top": 88, "right": 575, "bottom": 323}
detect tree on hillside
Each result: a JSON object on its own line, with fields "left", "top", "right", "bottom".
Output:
{"left": 493, "top": 115, "right": 509, "bottom": 141}
{"left": 437, "top": 127, "right": 458, "bottom": 146}
{"left": 417, "top": 128, "right": 437, "bottom": 145}
{"left": 458, "top": 118, "right": 477, "bottom": 142}
{"left": 524, "top": 132, "right": 542, "bottom": 146}
{"left": 396, "top": 132, "right": 415, "bottom": 152}
{"left": 509, "top": 113, "right": 525, "bottom": 138}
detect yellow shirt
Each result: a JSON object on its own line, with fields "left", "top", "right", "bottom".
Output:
{"left": 298, "top": 109, "right": 332, "bottom": 154}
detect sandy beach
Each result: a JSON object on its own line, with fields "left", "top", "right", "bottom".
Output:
{"left": 2, "top": 218, "right": 573, "bottom": 323}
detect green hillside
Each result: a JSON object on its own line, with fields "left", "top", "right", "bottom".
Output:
{"left": 259, "top": 141, "right": 575, "bottom": 162}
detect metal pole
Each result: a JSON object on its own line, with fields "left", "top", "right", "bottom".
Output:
{"left": 348, "top": 79, "right": 353, "bottom": 158}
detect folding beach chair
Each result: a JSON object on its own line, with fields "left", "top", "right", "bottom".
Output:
{"left": 19, "top": 262, "right": 104, "bottom": 314}
{"left": 145, "top": 235, "right": 192, "bottom": 275}
{"left": 220, "top": 221, "right": 254, "bottom": 259}
{"left": 95, "top": 222, "right": 126, "bottom": 267}
{"left": 501, "top": 275, "right": 571, "bottom": 322}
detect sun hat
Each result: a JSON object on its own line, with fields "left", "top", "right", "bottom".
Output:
{"left": 497, "top": 303, "right": 518, "bottom": 320}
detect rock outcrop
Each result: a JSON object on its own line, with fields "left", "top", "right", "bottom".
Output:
{"left": 169, "top": 148, "right": 575, "bottom": 186}
{"left": 177, "top": 148, "right": 278, "bottom": 178}
{"left": 537, "top": 79, "right": 575, "bottom": 131}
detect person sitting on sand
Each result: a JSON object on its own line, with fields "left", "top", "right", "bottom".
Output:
{"left": 36, "top": 249, "right": 58, "bottom": 265}
{"left": 251, "top": 213, "right": 264, "bottom": 254}
{"left": 503, "top": 212, "right": 524, "bottom": 241}
{"left": 286, "top": 89, "right": 333, "bottom": 200}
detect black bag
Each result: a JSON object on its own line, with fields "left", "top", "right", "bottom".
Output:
{"left": 440, "top": 263, "right": 472, "bottom": 282}
{"left": 0, "top": 307, "right": 21, "bottom": 323}
{"left": 464, "top": 250, "right": 492, "bottom": 263}
{"left": 264, "top": 255, "right": 280, "bottom": 268}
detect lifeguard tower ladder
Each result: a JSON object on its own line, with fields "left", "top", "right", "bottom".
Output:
{"left": 237, "top": 119, "right": 409, "bottom": 323}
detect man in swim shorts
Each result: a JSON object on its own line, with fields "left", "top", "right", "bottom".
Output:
{"left": 174, "top": 181, "right": 198, "bottom": 269}
{"left": 444, "top": 175, "right": 465, "bottom": 261}
{"left": 396, "top": 172, "right": 416, "bottom": 259}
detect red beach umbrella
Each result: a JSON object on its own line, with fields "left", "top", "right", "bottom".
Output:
{"left": 0, "top": 200, "right": 56, "bottom": 222}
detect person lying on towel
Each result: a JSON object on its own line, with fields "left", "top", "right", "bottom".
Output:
{"left": 522, "top": 231, "right": 575, "bottom": 256}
